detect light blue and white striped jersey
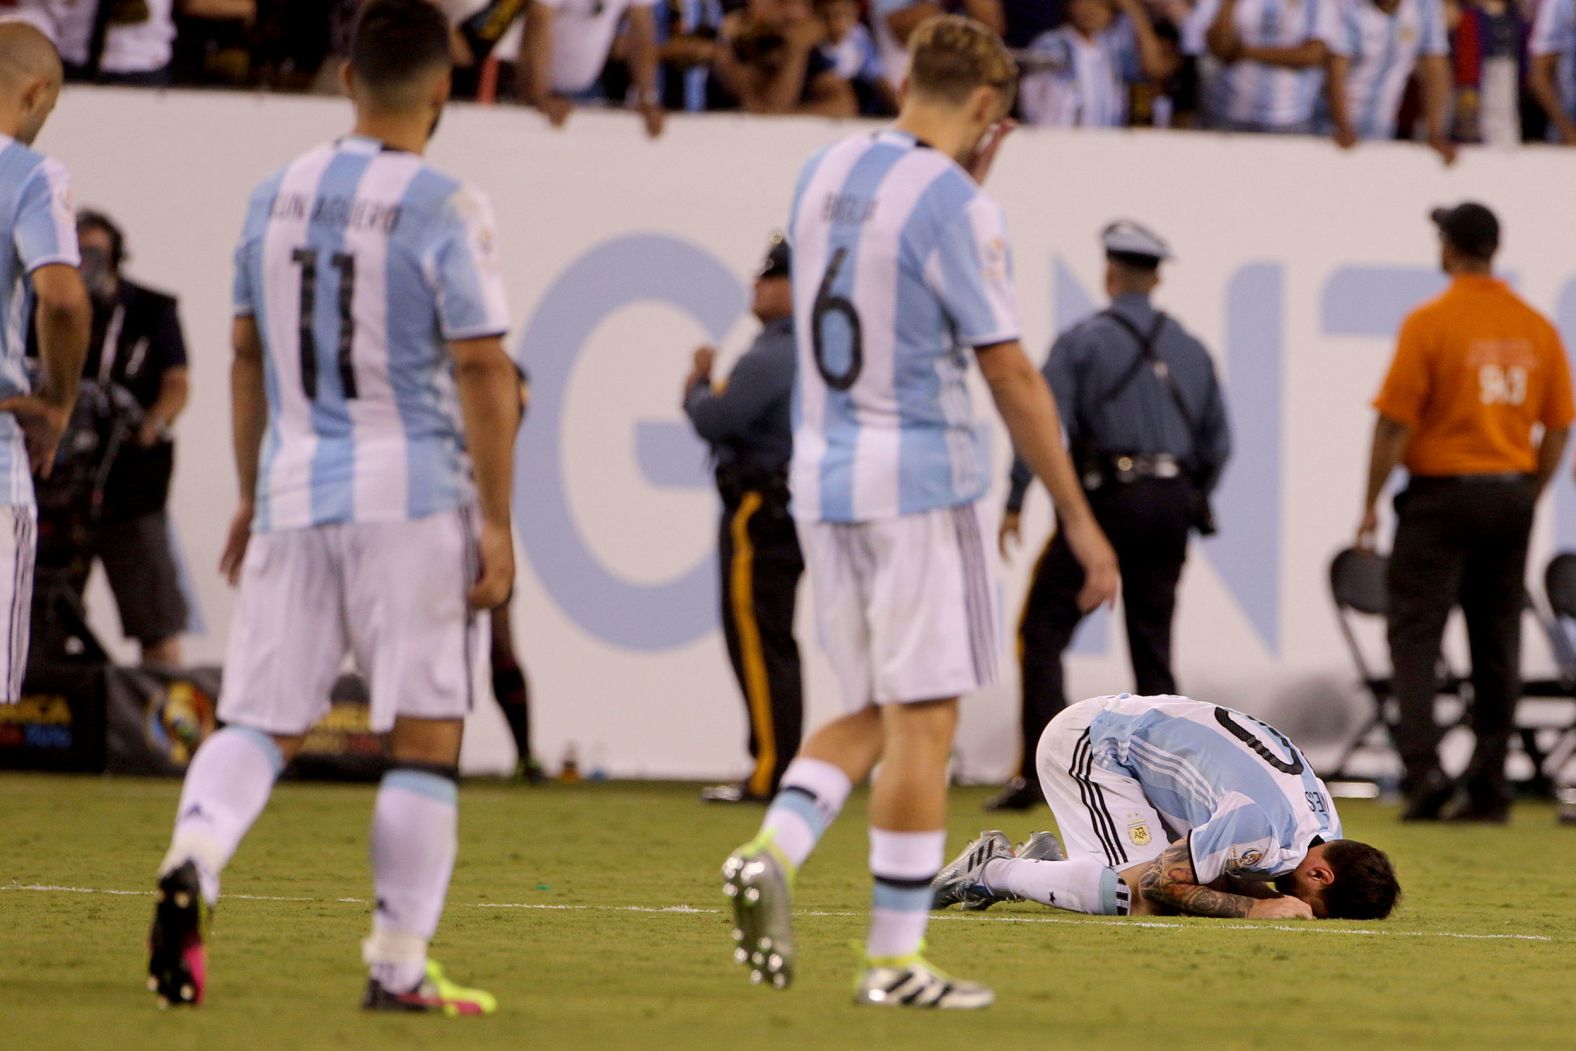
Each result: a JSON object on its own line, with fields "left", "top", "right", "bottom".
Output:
{"left": 233, "top": 135, "right": 511, "bottom": 533}
{"left": 788, "top": 130, "right": 1019, "bottom": 523}
{"left": 1334, "top": 0, "right": 1447, "bottom": 140}
{"left": 1531, "top": 0, "right": 1576, "bottom": 133}
{"left": 0, "top": 137, "right": 78, "bottom": 508}
{"left": 1198, "top": 0, "right": 1346, "bottom": 128}
{"left": 1020, "top": 20, "right": 1142, "bottom": 128}
{"left": 1086, "top": 695, "right": 1342, "bottom": 882}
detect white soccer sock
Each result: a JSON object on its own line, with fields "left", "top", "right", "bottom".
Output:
{"left": 866, "top": 829, "right": 945, "bottom": 960}
{"left": 365, "top": 767, "right": 459, "bottom": 992}
{"left": 981, "top": 856, "right": 1131, "bottom": 915}
{"left": 758, "top": 758, "right": 852, "bottom": 870}
{"left": 160, "top": 726, "right": 284, "bottom": 905}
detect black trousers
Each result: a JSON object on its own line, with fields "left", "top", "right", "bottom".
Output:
{"left": 718, "top": 490, "right": 805, "bottom": 797}
{"left": 1014, "top": 478, "right": 1193, "bottom": 789}
{"left": 1387, "top": 475, "right": 1535, "bottom": 803}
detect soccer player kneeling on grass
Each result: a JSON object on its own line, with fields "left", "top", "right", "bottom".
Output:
{"left": 146, "top": 0, "right": 522, "bottom": 1015}
{"left": 932, "top": 694, "right": 1401, "bottom": 922}
{"left": 720, "top": 15, "right": 1121, "bottom": 1009}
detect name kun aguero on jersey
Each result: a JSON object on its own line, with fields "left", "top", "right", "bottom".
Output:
{"left": 267, "top": 190, "right": 405, "bottom": 235}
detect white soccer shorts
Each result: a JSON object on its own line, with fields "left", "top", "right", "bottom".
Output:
{"left": 218, "top": 508, "right": 482, "bottom": 735}
{"left": 0, "top": 505, "right": 36, "bottom": 702}
{"left": 1036, "top": 697, "right": 1172, "bottom": 872}
{"left": 798, "top": 499, "right": 1000, "bottom": 709}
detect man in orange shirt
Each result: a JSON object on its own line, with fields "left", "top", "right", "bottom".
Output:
{"left": 1357, "top": 202, "right": 1574, "bottom": 823}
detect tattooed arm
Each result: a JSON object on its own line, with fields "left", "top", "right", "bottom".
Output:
{"left": 1137, "top": 844, "right": 1313, "bottom": 919}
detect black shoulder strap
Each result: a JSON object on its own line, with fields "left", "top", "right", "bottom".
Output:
{"left": 1100, "top": 308, "right": 1201, "bottom": 438}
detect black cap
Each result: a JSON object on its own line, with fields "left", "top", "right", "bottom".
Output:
{"left": 1430, "top": 202, "right": 1499, "bottom": 259}
{"left": 758, "top": 234, "right": 790, "bottom": 280}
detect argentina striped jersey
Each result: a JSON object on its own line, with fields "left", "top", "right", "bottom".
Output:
{"left": 1198, "top": 0, "right": 1346, "bottom": 128}
{"left": 787, "top": 130, "right": 1019, "bottom": 523}
{"left": 0, "top": 137, "right": 78, "bottom": 507}
{"left": 1531, "top": 0, "right": 1576, "bottom": 136}
{"left": 1334, "top": 0, "right": 1447, "bottom": 140}
{"left": 1086, "top": 694, "right": 1342, "bottom": 881}
{"left": 233, "top": 135, "right": 511, "bottom": 533}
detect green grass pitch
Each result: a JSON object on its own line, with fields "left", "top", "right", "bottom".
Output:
{"left": 2, "top": 773, "right": 1573, "bottom": 1050}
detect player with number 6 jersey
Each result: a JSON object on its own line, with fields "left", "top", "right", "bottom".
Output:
{"left": 721, "top": 15, "right": 1118, "bottom": 1010}
{"left": 148, "top": 0, "right": 522, "bottom": 1016}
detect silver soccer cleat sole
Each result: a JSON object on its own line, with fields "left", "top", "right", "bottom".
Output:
{"left": 931, "top": 830, "right": 1014, "bottom": 912}
{"left": 1015, "top": 830, "right": 1067, "bottom": 862}
{"left": 854, "top": 962, "right": 995, "bottom": 1009}
{"left": 721, "top": 847, "right": 794, "bottom": 990}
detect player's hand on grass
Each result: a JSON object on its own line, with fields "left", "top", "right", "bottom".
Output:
{"left": 218, "top": 501, "right": 254, "bottom": 587}
{"left": 0, "top": 395, "right": 70, "bottom": 477}
{"left": 1064, "top": 515, "right": 1119, "bottom": 612}
{"left": 468, "top": 519, "right": 516, "bottom": 610}
{"left": 998, "top": 510, "right": 1021, "bottom": 560}
{"left": 1249, "top": 895, "right": 1314, "bottom": 920}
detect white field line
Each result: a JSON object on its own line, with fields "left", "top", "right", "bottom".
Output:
{"left": 2, "top": 882, "right": 1558, "bottom": 943}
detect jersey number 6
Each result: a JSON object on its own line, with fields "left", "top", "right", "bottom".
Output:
{"left": 291, "top": 247, "right": 359, "bottom": 401}
{"left": 812, "top": 246, "right": 863, "bottom": 391}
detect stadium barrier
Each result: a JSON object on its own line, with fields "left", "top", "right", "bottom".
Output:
{"left": 38, "top": 89, "right": 1576, "bottom": 780}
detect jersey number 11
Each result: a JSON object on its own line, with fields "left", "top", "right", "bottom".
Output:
{"left": 291, "top": 247, "right": 358, "bottom": 401}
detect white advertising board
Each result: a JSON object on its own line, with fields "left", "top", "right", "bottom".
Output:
{"left": 44, "top": 89, "right": 1576, "bottom": 777}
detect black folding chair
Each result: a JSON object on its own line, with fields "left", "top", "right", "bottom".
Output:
{"left": 1523, "top": 553, "right": 1576, "bottom": 789}
{"left": 1326, "top": 547, "right": 1465, "bottom": 781}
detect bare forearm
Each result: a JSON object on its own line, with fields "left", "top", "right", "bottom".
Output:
{"left": 985, "top": 356, "right": 1097, "bottom": 531}
{"left": 1536, "top": 427, "right": 1569, "bottom": 494}
{"left": 525, "top": 3, "right": 555, "bottom": 102}
{"left": 628, "top": 10, "right": 660, "bottom": 99}
{"left": 1422, "top": 55, "right": 1451, "bottom": 139}
{"left": 1137, "top": 848, "right": 1256, "bottom": 918}
{"left": 1326, "top": 56, "right": 1353, "bottom": 130}
{"left": 758, "top": 48, "right": 814, "bottom": 113}
{"left": 1363, "top": 415, "right": 1410, "bottom": 513}
{"left": 455, "top": 346, "right": 521, "bottom": 527}
{"left": 34, "top": 301, "right": 87, "bottom": 410}
{"left": 147, "top": 368, "right": 190, "bottom": 430}
{"left": 230, "top": 357, "right": 265, "bottom": 502}
{"left": 1242, "top": 41, "right": 1327, "bottom": 68}
{"left": 1529, "top": 57, "right": 1576, "bottom": 135}
{"left": 960, "top": 0, "right": 1005, "bottom": 36}
{"left": 1206, "top": 1, "right": 1240, "bottom": 59}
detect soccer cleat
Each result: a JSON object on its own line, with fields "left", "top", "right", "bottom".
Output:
{"left": 362, "top": 960, "right": 498, "bottom": 1016}
{"left": 146, "top": 860, "right": 208, "bottom": 1008}
{"left": 1015, "top": 830, "right": 1067, "bottom": 862}
{"left": 700, "top": 782, "right": 770, "bottom": 805}
{"left": 931, "top": 830, "right": 1014, "bottom": 911}
{"left": 853, "top": 954, "right": 994, "bottom": 1009}
{"left": 721, "top": 832, "right": 795, "bottom": 990}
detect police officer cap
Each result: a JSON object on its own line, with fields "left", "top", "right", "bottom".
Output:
{"left": 1102, "top": 219, "right": 1172, "bottom": 269}
{"left": 758, "top": 234, "right": 791, "bottom": 280}
{"left": 1429, "top": 201, "right": 1499, "bottom": 260}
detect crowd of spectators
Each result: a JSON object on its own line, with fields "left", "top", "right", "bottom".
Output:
{"left": 5, "top": 0, "right": 1576, "bottom": 151}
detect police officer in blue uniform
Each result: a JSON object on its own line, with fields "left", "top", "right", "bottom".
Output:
{"left": 987, "top": 220, "right": 1232, "bottom": 811}
{"left": 684, "top": 236, "right": 803, "bottom": 804}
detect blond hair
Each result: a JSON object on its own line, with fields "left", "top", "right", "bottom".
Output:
{"left": 906, "top": 15, "right": 1017, "bottom": 107}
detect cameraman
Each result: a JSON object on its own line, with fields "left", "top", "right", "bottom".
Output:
{"left": 988, "top": 220, "right": 1230, "bottom": 811}
{"left": 72, "top": 210, "right": 189, "bottom": 667}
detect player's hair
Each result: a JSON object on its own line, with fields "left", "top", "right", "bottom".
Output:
{"left": 906, "top": 15, "right": 1017, "bottom": 109}
{"left": 77, "top": 210, "right": 125, "bottom": 268}
{"left": 1321, "top": 840, "right": 1400, "bottom": 920}
{"left": 350, "top": 0, "right": 453, "bottom": 105}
